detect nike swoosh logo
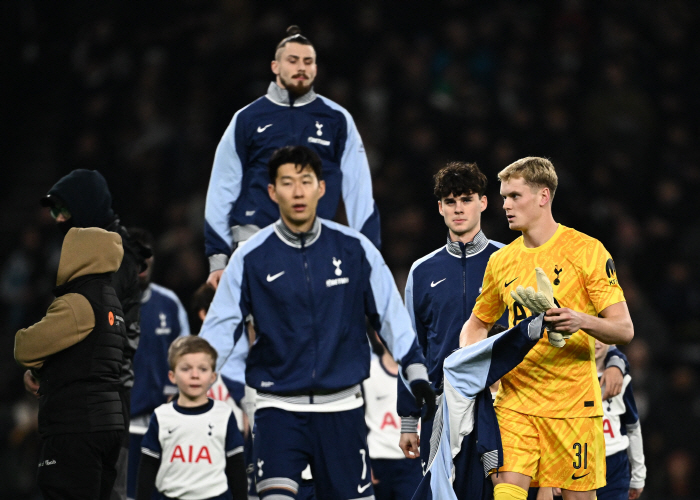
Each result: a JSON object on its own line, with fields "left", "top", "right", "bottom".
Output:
{"left": 571, "top": 472, "right": 590, "bottom": 480}
{"left": 357, "top": 483, "right": 371, "bottom": 493}
{"left": 167, "top": 427, "right": 177, "bottom": 434}
{"left": 266, "top": 271, "right": 285, "bottom": 282}
{"left": 504, "top": 277, "right": 519, "bottom": 287}
{"left": 257, "top": 124, "right": 273, "bottom": 133}
{"left": 431, "top": 278, "right": 446, "bottom": 287}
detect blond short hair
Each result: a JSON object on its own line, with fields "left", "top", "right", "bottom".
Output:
{"left": 498, "top": 157, "right": 558, "bottom": 199}
{"left": 168, "top": 336, "right": 217, "bottom": 371}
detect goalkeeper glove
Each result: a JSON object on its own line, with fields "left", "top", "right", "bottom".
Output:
{"left": 510, "top": 267, "right": 568, "bottom": 348}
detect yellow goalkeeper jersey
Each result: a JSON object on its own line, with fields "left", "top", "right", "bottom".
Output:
{"left": 473, "top": 224, "right": 625, "bottom": 418}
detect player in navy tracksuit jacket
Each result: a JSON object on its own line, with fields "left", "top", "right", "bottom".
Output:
{"left": 397, "top": 162, "right": 506, "bottom": 468}
{"left": 204, "top": 27, "right": 380, "bottom": 289}
{"left": 200, "top": 146, "right": 434, "bottom": 500}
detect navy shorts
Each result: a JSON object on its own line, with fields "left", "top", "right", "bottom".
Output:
{"left": 371, "top": 458, "right": 422, "bottom": 500}
{"left": 253, "top": 407, "right": 374, "bottom": 499}
{"left": 597, "top": 451, "right": 630, "bottom": 500}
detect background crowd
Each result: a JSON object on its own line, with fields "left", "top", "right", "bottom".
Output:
{"left": 2, "top": 1, "right": 699, "bottom": 498}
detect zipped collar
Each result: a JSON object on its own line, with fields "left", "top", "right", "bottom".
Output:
{"left": 274, "top": 218, "right": 322, "bottom": 248}
{"left": 446, "top": 230, "right": 488, "bottom": 257}
{"left": 266, "top": 82, "right": 317, "bottom": 107}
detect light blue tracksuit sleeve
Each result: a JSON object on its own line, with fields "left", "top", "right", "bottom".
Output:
{"left": 320, "top": 98, "right": 381, "bottom": 248}
{"left": 198, "top": 245, "right": 249, "bottom": 372}
{"left": 397, "top": 267, "right": 425, "bottom": 420}
{"left": 356, "top": 233, "right": 426, "bottom": 383}
{"left": 204, "top": 111, "right": 244, "bottom": 259}
{"left": 175, "top": 296, "right": 190, "bottom": 338}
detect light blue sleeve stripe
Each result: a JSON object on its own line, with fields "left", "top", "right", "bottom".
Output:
{"left": 175, "top": 296, "right": 190, "bottom": 337}
{"left": 429, "top": 402, "right": 459, "bottom": 499}
{"left": 404, "top": 266, "right": 417, "bottom": 334}
{"left": 489, "top": 239, "right": 506, "bottom": 249}
{"left": 321, "top": 220, "right": 416, "bottom": 363}
{"left": 199, "top": 227, "right": 271, "bottom": 372}
{"left": 219, "top": 335, "right": 248, "bottom": 384}
{"left": 150, "top": 284, "right": 190, "bottom": 337}
{"left": 443, "top": 333, "right": 503, "bottom": 398}
{"left": 318, "top": 97, "right": 375, "bottom": 233}
{"left": 204, "top": 110, "right": 244, "bottom": 254}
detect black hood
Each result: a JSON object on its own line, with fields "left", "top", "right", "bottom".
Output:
{"left": 41, "top": 169, "right": 115, "bottom": 229}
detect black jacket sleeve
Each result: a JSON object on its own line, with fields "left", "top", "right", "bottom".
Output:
{"left": 111, "top": 224, "right": 150, "bottom": 386}
{"left": 135, "top": 453, "right": 160, "bottom": 500}
{"left": 226, "top": 453, "right": 248, "bottom": 500}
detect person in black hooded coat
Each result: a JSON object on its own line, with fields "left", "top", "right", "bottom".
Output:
{"left": 37, "top": 169, "right": 151, "bottom": 500}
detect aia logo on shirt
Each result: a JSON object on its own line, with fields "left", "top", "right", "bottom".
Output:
{"left": 602, "top": 417, "right": 615, "bottom": 438}
{"left": 170, "top": 445, "right": 212, "bottom": 463}
{"left": 381, "top": 412, "right": 398, "bottom": 430}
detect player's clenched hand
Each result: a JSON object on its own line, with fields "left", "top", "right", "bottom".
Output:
{"left": 601, "top": 366, "right": 624, "bottom": 399}
{"left": 23, "top": 370, "right": 40, "bottom": 397}
{"left": 628, "top": 487, "right": 643, "bottom": 499}
{"left": 206, "top": 269, "right": 224, "bottom": 290}
{"left": 543, "top": 307, "right": 584, "bottom": 334}
{"left": 399, "top": 433, "right": 420, "bottom": 459}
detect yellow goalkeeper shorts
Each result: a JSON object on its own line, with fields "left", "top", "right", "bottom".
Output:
{"left": 491, "top": 406, "right": 606, "bottom": 491}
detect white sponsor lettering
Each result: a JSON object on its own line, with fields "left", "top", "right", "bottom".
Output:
{"left": 326, "top": 277, "right": 350, "bottom": 287}
{"left": 308, "top": 137, "right": 331, "bottom": 146}
{"left": 260, "top": 381, "right": 274, "bottom": 387}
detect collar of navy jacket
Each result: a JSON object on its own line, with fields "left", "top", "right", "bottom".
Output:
{"left": 265, "top": 82, "right": 318, "bottom": 107}
{"left": 445, "top": 230, "right": 489, "bottom": 257}
{"left": 273, "top": 217, "right": 322, "bottom": 248}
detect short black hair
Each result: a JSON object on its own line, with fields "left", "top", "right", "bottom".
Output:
{"left": 191, "top": 282, "right": 216, "bottom": 320}
{"left": 268, "top": 145, "right": 323, "bottom": 183}
{"left": 126, "top": 227, "right": 154, "bottom": 250}
{"left": 488, "top": 323, "right": 507, "bottom": 338}
{"left": 275, "top": 25, "right": 314, "bottom": 59}
{"left": 433, "top": 162, "right": 488, "bottom": 199}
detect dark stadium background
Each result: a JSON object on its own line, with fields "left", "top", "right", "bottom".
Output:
{"left": 2, "top": 1, "right": 698, "bottom": 498}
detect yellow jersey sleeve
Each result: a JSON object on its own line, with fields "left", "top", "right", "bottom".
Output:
{"left": 473, "top": 256, "right": 506, "bottom": 325}
{"left": 582, "top": 240, "right": 626, "bottom": 314}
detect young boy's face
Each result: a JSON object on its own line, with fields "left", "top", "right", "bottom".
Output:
{"left": 168, "top": 352, "right": 217, "bottom": 403}
{"left": 594, "top": 339, "right": 610, "bottom": 362}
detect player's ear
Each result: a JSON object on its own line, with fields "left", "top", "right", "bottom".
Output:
{"left": 480, "top": 195, "right": 488, "bottom": 212}
{"left": 540, "top": 187, "right": 551, "bottom": 207}
{"left": 271, "top": 59, "right": 279, "bottom": 76}
{"left": 438, "top": 200, "right": 444, "bottom": 216}
{"left": 268, "top": 183, "right": 278, "bottom": 204}
{"left": 318, "top": 179, "right": 326, "bottom": 199}
{"left": 168, "top": 370, "right": 176, "bottom": 384}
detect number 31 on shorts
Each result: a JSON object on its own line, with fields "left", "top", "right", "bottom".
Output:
{"left": 573, "top": 442, "right": 588, "bottom": 470}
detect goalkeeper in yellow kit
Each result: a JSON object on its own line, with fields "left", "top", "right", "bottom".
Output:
{"left": 459, "top": 157, "right": 634, "bottom": 500}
